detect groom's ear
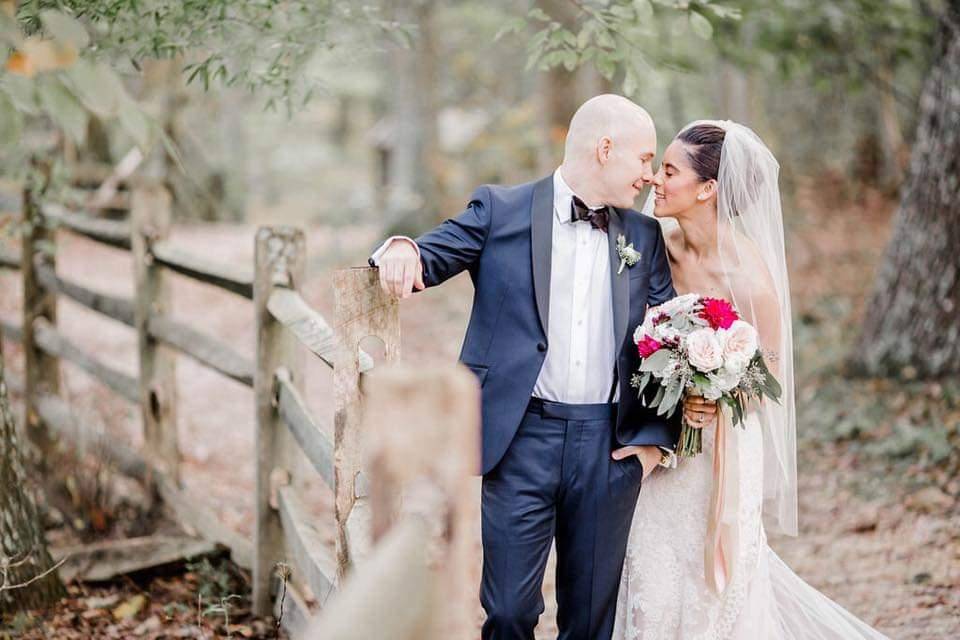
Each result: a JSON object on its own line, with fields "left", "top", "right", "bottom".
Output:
{"left": 596, "top": 136, "right": 613, "bottom": 165}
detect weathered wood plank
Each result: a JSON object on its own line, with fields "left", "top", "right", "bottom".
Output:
{"left": 132, "top": 187, "right": 179, "bottom": 480}
{"left": 276, "top": 485, "right": 336, "bottom": 608}
{"left": 253, "top": 226, "right": 306, "bottom": 616}
{"left": 0, "top": 244, "right": 20, "bottom": 270}
{"left": 32, "top": 318, "right": 139, "bottom": 403}
{"left": 267, "top": 288, "right": 374, "bottom": 373}
{"left": 22, "top": 185, "right": 61, "bottom": 455}
{"left": 35, "top": 263, "right": 135, "bottom": 327}
{"left": 31, "top": 392, "right": 253, "bottom": 570}
{"left": 148, "top": 314, "right": 254, "bottom": 387}
{"left": 41, "top": 202, "right": 131, "bottom": 250}
{"left": 0, "top": 314, "right": 23, "bottom": 343}
{"left": 360, "top": 363, "right": 481, "bottom": 639}
{"left": 275, "top": 368, "right": 334, "bottom": 489}
{"left": 53, "top": 535, "right": 219, "bottom": 583}
{"left": 332, "top": 268, "right": 400, "bottom": 580}
{"left": 301, "top": 517, "right": 432, "bottom": 640}
{"left": 154, "top": 473, "right": 254, "bottom": 571}
{"left": 152, "top": 240, "right": 254, "bottom": 299}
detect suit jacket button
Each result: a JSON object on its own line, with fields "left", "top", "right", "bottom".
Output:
{"left": 537, "top": 342, "right": 547, "bottom": 352}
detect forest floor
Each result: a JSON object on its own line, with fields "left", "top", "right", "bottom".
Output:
{"left": 0, "top": 179, "right": 958, "bottom": 638}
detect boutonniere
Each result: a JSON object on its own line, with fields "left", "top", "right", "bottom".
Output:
{"left": 616, "top": 234, "right": 641, "bottom": 275}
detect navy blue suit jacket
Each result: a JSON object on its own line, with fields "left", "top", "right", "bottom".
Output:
{"left": 405, "top": 175, "right": 680, "bottom": 474}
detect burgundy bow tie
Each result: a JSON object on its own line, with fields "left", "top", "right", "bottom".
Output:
{"left": 571, "top": 195, "right": 609, "bottom": 233}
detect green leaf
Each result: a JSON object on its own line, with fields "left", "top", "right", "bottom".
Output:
{"left": 659, "top": 383, "right": 683, "bottom": 416}
{"left": 634, "top": 0, "right": 654, "bottom": 20}
{"left": 596, "top": 29, "right": 616, "bottom": 50}
{"left": 38, "top": 76, "right": 88, "bottom": 146}
{"left": 528, "top": 7, "right": 551, "bottom": 22}
{"left": 0, "top": 10, "right": 24, "bottom": 48}
{"left": 64, "top": 59, "right": 124, "bottom": 118}
{"left": 2, "top": 75, "right": 38, "bottom": 115}
{"left": 689, "top": 11, "right": 713, "bottom": 40}
{"left": 40, "top": 10, "right": 90, "bottom": 49}
{"left": 639, "top": 348, "right": 671, "bottom": 372}
{"left": 595, "top": 53, "right": 616, "bottom": 80}
{"left": 117, "top": 96, "right": 155, "bottom": 150}
{"left": 494, "top": 17, "right": 527, "bottom": 42}
{"left": 0, "top": 92, "right": 23, "bottom": 145}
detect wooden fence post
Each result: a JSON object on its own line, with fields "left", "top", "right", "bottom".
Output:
{"left": 131, "top": 186, "right": 179, "bottom": 480}
{"left": 332, "top": 267, "right": 400, "bottom": 580}
{"left": 253, "top": 226, "right": 305, "bottom": 616}
{"left": 20, "top": 176, "right": 59, "bottom": 459}
{"left": 303, "top": 362, "right": 481, "bottom": 639}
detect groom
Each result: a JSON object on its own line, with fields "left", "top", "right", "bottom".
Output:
{"left": 371, "top": 95, "right": 680, "bottom": 639}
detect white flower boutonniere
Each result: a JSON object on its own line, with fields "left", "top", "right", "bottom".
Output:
{"left": 616, "top": 234, "right": 641, "bottom": 275}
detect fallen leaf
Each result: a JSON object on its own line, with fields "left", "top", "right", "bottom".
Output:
{"left": 112, "top": 594, "right": 148, "bottom": 621}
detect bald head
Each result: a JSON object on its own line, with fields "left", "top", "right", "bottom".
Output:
{"left": 564, "top": 94, "right": 654, "bottom": 160}
{"left": 559, "top": 94, "right": 657, "bottom": 209}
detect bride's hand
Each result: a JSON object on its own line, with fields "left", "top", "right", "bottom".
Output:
{"left": 683, "top": 395, "right": 718, "bottom": 429}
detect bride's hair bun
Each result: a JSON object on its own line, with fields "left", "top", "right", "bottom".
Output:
{"left": 677, "top": 124, "right": 725, "bottom": 182}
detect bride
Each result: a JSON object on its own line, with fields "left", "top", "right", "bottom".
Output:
{"left": 612, "top": 121, "right": 889, "bottom": 639}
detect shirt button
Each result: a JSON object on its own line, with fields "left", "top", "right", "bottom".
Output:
{"left": 575, "top": 360, "right": 582, "bottom": 367}
{"left": 577, "top": 319, "right": 584, "bottom": 326}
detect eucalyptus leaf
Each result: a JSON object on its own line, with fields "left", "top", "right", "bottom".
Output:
{"left": 689, "top": 11, "right": 714, "bottom": 40}
{"left": 38, "top": 76, "right": 88, "bottom": 145}
{"left": 40, "top": 10, "right": 90, "bottom": 49}
{"left": 0, "top": 92, "right": 22, "bottom": 145}
{"left": 639, "top": 348, "right": 671, "bottom": 372}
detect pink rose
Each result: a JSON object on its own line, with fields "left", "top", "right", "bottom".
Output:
{"left": 686, "top": 328, "right": 724, "bottom": 371}
{"left": 721, "top": 320, "right": 759, "bottom": 372}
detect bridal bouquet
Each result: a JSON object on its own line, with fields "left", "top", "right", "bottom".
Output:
{"left": 631, "top": 293, "right": 781, "bottom": 457}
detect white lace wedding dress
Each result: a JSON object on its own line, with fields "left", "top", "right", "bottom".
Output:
{"left": 612, "top": 415, "right": 889, "bottom": 640}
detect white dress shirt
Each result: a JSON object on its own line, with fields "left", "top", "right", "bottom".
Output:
{"left": 531, "top": 169, "right": 617, "bottom": 403}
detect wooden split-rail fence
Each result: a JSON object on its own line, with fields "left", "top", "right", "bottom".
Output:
{"left": 0, "top": 182, "right": 479, "bottom": 638}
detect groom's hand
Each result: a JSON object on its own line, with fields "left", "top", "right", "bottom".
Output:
{"left": 612, "top": 445, "right": 662, "bottom": 480}
{"left": 377, "top": 239, "right": 425, "bottom": 298}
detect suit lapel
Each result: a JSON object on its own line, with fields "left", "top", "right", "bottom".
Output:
{"left": 530, "top": 176, "right": 554, "bottom": 337}
{"left": 608, "top": 207, "right": 630, "bottom": 353}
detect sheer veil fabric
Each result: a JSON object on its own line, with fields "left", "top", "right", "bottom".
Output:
{"left": 617, "top": 121, "right": 891, "bottom": 639}
{"left": 642, "top": 119, "right": 798, "bottom": 538}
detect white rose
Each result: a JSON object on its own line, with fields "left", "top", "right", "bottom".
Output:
{"left": 660, "top": 293, "right": 699, "bottom": 316}
{"left": 633, "top": 317, "right": 654, "bottom": 344}
{"left": 710, "top": 363, "right": 742, "bottom": 392}
{"left": 722, "top": 320, "right": 759, "bottom": 370}
{"left": 686, "top": 328, "right": 724, "bottom": 371}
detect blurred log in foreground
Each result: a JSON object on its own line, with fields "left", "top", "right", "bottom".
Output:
{"left": 303, "top": 362, "right": 480, "bottom": 640}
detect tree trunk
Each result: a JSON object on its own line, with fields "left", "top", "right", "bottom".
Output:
{"left": 0, "top": 336, "right": 65, "bottom": 615}
{"left": 384, "top": 0, "right": 439, "bottom": 236}
{"left": 855, "top": 2, "right": 960, "bottom": 378}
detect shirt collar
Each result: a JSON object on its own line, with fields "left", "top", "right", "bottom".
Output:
{"left": 553, "top": 168, "right": 606, "bottom": 225}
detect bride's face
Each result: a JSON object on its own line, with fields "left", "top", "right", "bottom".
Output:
{"left": 651, "top": 140, "right": 716, "bottom": 218}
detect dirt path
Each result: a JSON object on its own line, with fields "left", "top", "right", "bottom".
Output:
{"left": 1, "top": 194, "right": 957, "bottom": 638}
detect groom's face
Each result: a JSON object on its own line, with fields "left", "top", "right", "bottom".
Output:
{"left": 598, "top": 124, "right": 657, "bottom": 209}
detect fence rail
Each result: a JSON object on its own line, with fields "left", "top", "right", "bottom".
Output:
{"left": 0, "top": 183, "right": 447, "bottom": 634}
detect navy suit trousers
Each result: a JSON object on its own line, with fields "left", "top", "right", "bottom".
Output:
{"left": 480, "top": 399, "right": 644, "bottom": 640}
